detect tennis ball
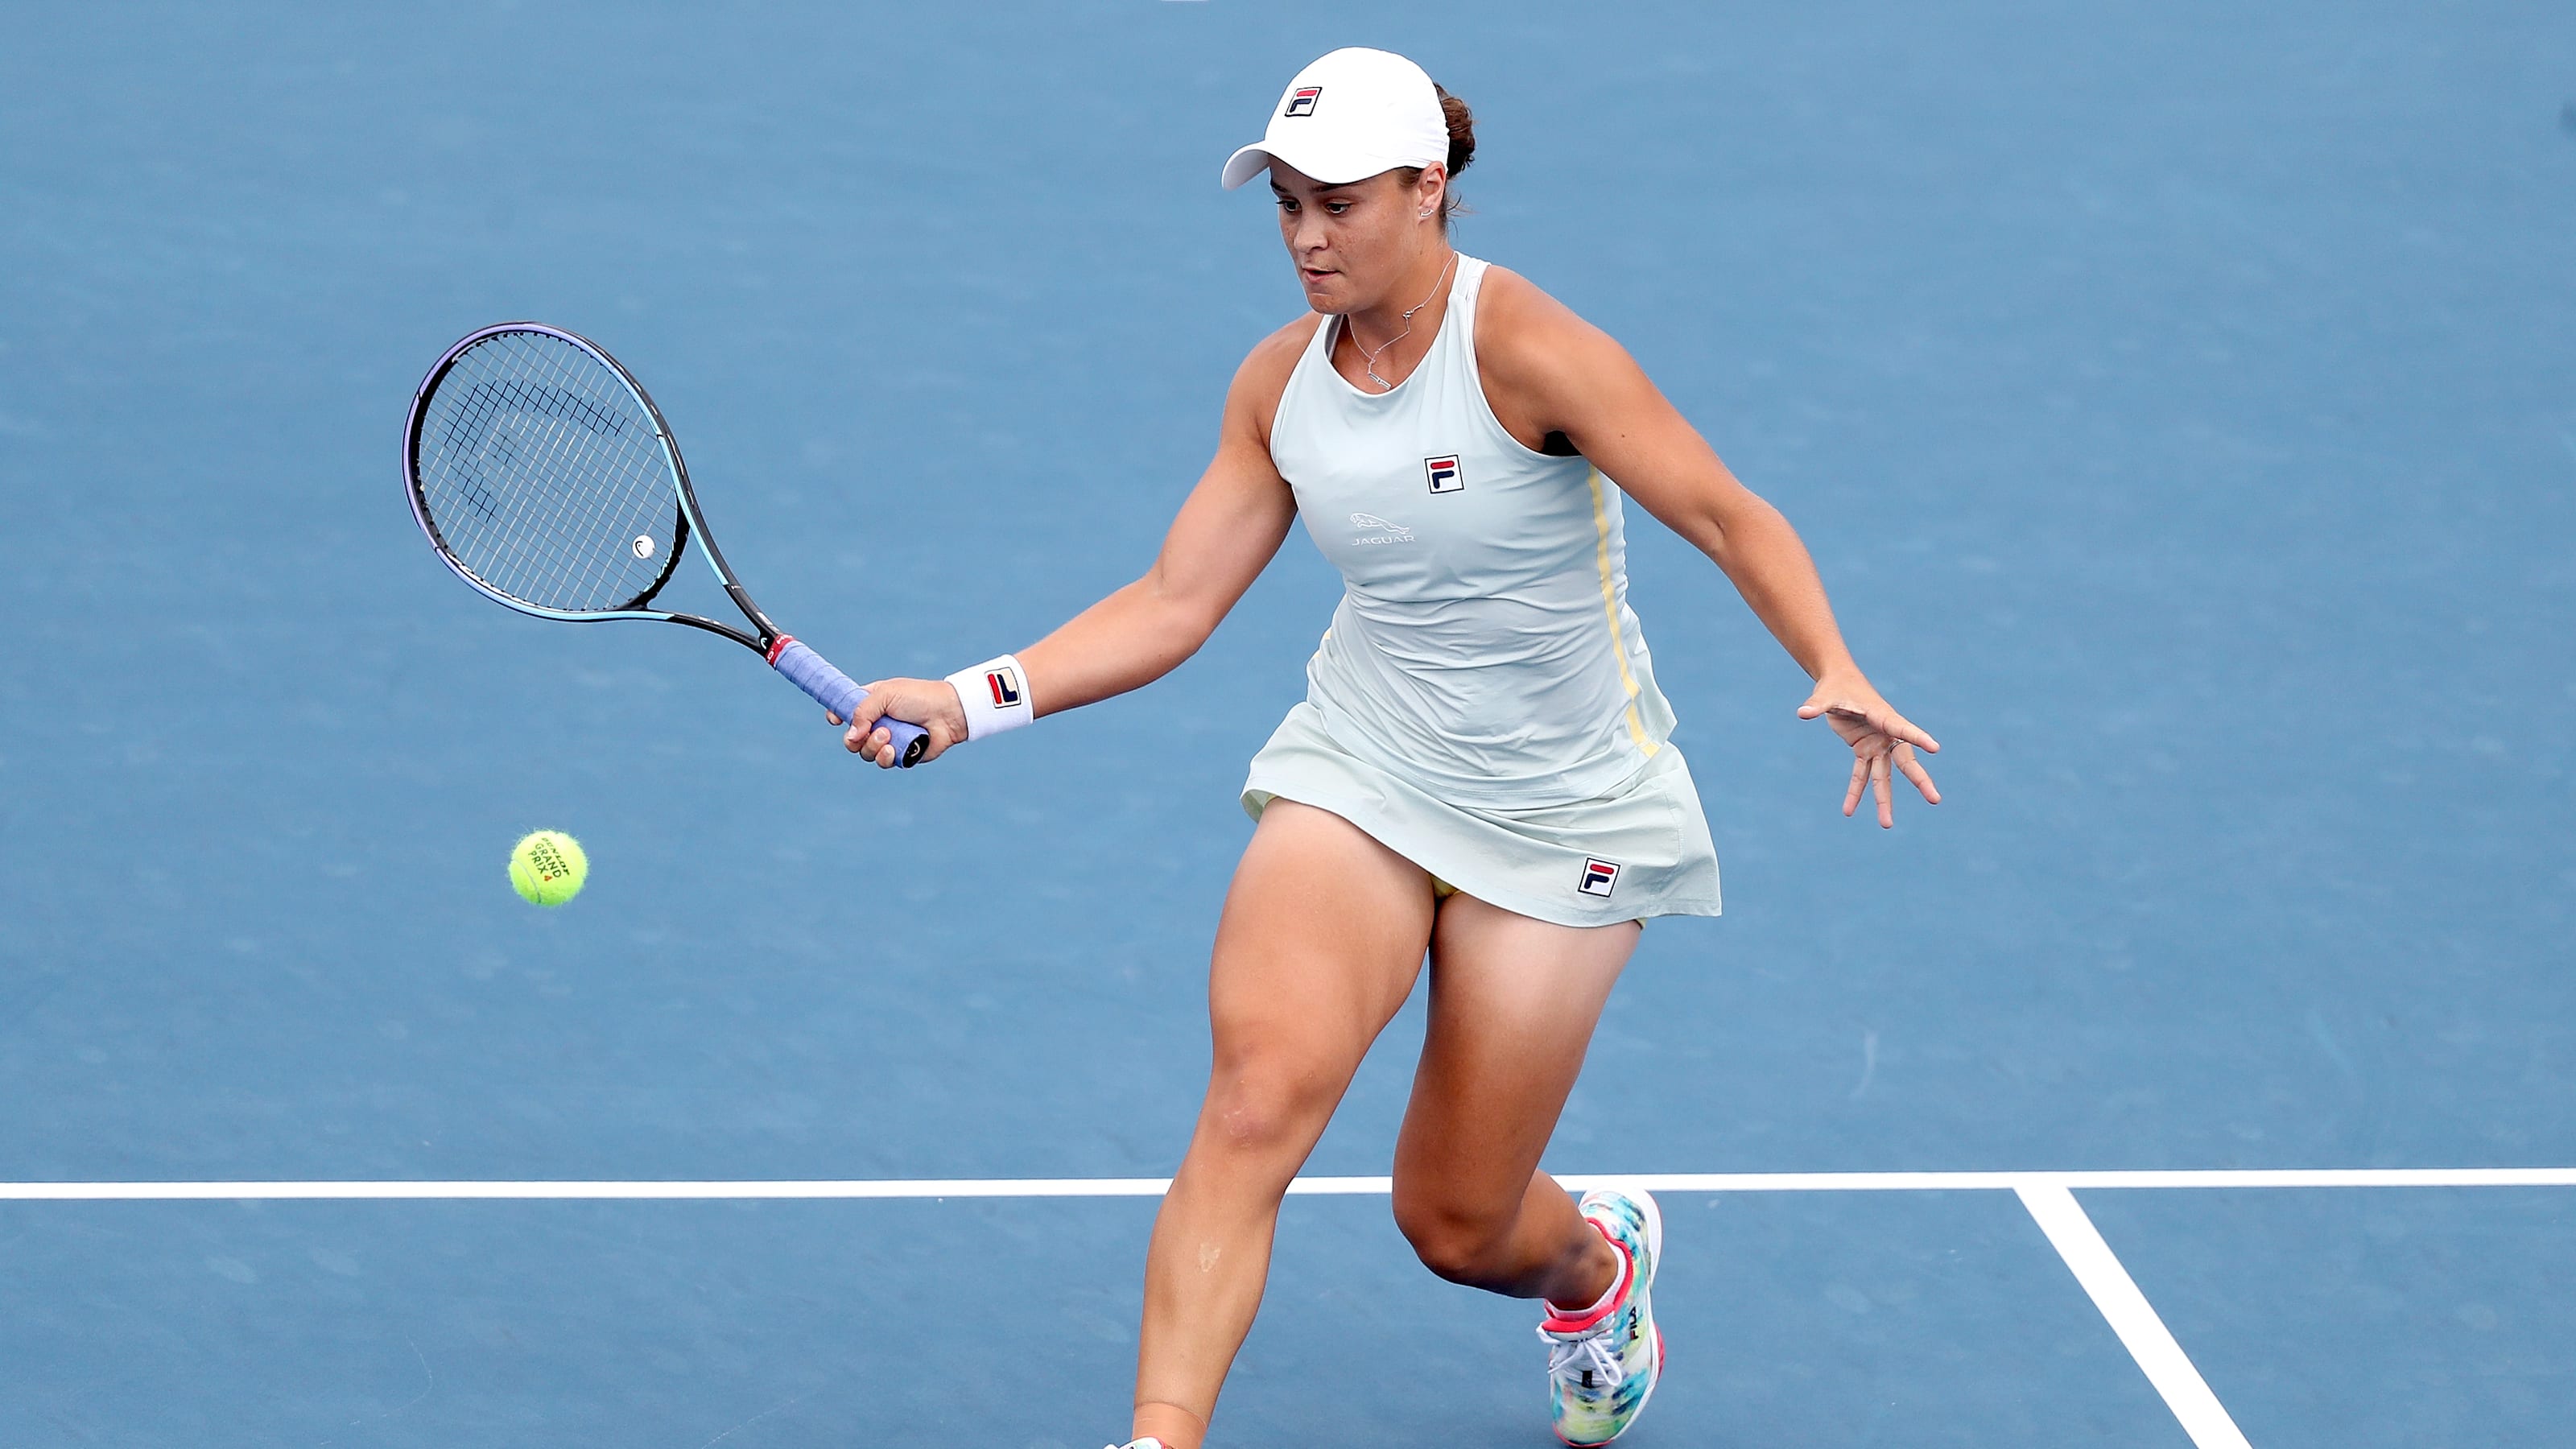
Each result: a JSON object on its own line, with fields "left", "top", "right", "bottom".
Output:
{"left": 509, "top": 830, "right": 588, "bottom": 907}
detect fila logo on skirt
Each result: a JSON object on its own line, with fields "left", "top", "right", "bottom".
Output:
{"left": 1577, "top": 857, "right": 1621, "bottom": 898}
{"left": 1424, "top": 455, "right": 1464, "bottom": 493}
{"left": 982, "top": 666, "right": 1023, "bottom": 708}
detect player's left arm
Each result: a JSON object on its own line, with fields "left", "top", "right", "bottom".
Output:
{"left": 1475, "top": 267, "right": 1940, "bottom": 827}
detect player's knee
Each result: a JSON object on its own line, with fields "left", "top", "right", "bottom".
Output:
{"left": 1391, "top": 1193, "right": 1514, "bottom": 1288}
{"left": 1203, "top": 1055, "right": 1334, "bottom": 1159}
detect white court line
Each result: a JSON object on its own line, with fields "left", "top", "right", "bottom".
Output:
{"left": 4, "top": 1166, "right": 2574, "bottom": 1199}
{"left": 2019, "top": 1183, "right": 2252, "bottom": 1449}
{"left": 17, "top": 1168, "right": 2566, "bottom": 1446}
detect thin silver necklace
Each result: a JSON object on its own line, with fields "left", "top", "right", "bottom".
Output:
{"left": 1347, "top": 250, "right": 1458, "bottom": 392}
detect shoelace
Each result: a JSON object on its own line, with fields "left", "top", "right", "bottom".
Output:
{"left": 1542, "top": 1316, "right": 1630, "bottom": 1393}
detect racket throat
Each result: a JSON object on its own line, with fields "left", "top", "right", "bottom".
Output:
{"left": 723, "top": 581, "right": 781, "bottom": 650}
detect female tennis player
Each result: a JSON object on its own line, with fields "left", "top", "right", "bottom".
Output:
{"left": 834, "top": 47, "right": 1938, "bottom": 1449}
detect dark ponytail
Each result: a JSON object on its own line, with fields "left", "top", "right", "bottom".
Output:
{"left": 1396, "top": 84, "right": 1476, "bottom": 228}
{"left": 1435, "top": 84, "right": 1475, "bottom": 180}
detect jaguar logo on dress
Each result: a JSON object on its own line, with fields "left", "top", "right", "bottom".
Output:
{"left": 1348, "top": 511, "right": 1415, "bottom": 545}
{"left": 1424, "top": 455, "right": 1463, "bottom": 493}
{"left": 1577, "top": 857, "right": 1621, "bottom": 897}
{"left": 1284, "top": 86, "right": 1322, "bottom": 118}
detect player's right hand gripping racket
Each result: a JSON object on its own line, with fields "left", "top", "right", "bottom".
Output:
{"left": 404, "top": 322, "right": 930, "bottom": 766}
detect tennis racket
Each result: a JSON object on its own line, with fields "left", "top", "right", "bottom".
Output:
{"left": 403, "top": 321, "right": 930, "bottom": 766}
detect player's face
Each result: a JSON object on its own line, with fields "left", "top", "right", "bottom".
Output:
{"left": 1269, "top": 162, "right": 1443, "bottom": 315}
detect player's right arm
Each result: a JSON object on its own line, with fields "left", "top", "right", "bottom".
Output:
{"left": 836, "top": 320, "right": 1315, "bottom": 766}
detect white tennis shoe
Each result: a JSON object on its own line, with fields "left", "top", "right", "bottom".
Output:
{"left": 1538, "top": 1183, "right": 1666, "bottom": 1446}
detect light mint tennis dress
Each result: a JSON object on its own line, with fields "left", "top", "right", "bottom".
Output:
{"left": 1242, "top": 255, "right": 1721, "bottom": 928}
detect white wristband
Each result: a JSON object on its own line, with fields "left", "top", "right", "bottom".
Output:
{"left": 943, "top": 654, "right": 1034, "bottom": 741}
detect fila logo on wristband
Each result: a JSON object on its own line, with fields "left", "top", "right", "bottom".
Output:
{"left": 944, "top": 654, "right": 1034, "bottom": 741}
{"left": 1577, "top": 858, "right": 1621, "bottom": 897}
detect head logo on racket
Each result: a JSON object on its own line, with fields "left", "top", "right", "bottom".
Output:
{"left": 1577, "top": 858, "right": 1620, "bottom": 898}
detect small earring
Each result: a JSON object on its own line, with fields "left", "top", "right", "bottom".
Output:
{"left": 1418, "top": 208, "right": 1435, "bottom": 218}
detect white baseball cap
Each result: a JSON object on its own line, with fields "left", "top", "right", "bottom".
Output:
{"left": 1220, "top": 47, "right": 1448, "bottom": 190}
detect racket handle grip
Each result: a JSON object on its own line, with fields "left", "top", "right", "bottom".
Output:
{"left": 770, "top": 638, "right": 931, "bottom": 767}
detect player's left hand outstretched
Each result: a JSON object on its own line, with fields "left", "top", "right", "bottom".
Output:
{"left": 826, "top": 676, "right": 971, "bottom": 768}
{"left": 1798, "top": 679, "right": 1940, "bottom": 828}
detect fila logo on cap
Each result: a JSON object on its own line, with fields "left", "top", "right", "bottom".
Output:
{"left": 1424, "top": 455, "right": 1463, "bottom": 493}
{"left": 1220, "top": 50, "right": 1447, "bottom": 192}
{"left": 1577, "top": 858, "right": 1621, "bottom": 898}
{"left": 984, "top": 666, "right": 1023, "bottom": 708}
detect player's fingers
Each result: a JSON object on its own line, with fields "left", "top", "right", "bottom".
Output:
{"left": 1897, "top": 746, "right": 1941, "bottom": 804}
{"left": 1873, "top": 750, "right": 1896, "bottom": 828}
{"left": 1877, "top": 710, "right": 1939, "bottom": 753}
{"left": 848, "top": 681, "right": 894, "bottom": 733}
{"left": 843, "top": 680, "right": 901, "bottom": 754}
{"left": 824, "top": 710, "right": 843, "bottom": 726}
{"left": 1842, "top": 754, "right": 1868, "bottom": 816}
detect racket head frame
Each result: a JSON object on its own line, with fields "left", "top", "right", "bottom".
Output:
{"left": 402, "top": 320, "right": 780, "bottom": 654}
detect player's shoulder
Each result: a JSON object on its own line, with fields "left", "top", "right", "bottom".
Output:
{"left": 1224, "top": 312, "right": 1328, "bottom": 434}
{"left": 1475, "top": 263, "right": 1623, "bottom": 382}
{"left": 1236, "top": 312, "right": 1327, "bottom": 388}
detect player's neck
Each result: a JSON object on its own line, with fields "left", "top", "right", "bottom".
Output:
{"left": 1338, "top": 244, "right": 1459, "bottom": 390}
{"left": 1344, "top": 243, "right": 1458, "bottom": 338}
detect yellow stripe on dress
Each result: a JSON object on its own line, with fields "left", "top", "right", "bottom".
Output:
{"left": 1587, "top": 469, "right": 1659, "bottom": 758}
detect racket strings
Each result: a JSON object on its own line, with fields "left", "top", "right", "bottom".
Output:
{"left": 434, "top": 345, "right": 666, "bottom": 608}
{"left": 412, "top": 331, "right": 683, "bottom": 613}
{"left": 429, "top": 364, "right": 654, "bottom": 608}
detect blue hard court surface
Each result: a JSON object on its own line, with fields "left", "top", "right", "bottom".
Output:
{"left": 2, "top": 2, "right": 2574, "bottom": 1443}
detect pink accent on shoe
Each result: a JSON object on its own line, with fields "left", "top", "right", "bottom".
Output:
{"left": 1539, "top": 1231, "right": 1636, "bottom": 1335}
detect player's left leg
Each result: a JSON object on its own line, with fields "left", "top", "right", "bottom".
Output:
{"left": 1389, "top": 894, "right": 1661, "bottom": 1445}
{"left": 1390, "top": 894, "right": 1634, "bottom": 1300}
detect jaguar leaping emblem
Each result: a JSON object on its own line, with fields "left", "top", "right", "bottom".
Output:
{"left": 1348, "top": 511, "right": 1415, "bottom": 545}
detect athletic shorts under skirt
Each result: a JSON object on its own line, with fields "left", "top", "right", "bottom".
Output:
{"left": 1242, "top": 702, "right": 1722, "bottom": 930}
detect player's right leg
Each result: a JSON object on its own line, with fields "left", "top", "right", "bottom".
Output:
{"left": 1124, "top": 799, "right": 1435, "bottom": 1449}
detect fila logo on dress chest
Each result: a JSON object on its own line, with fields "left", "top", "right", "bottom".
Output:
{"left": 1424, "top": 455, "right": 1463, "bottom": 493}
